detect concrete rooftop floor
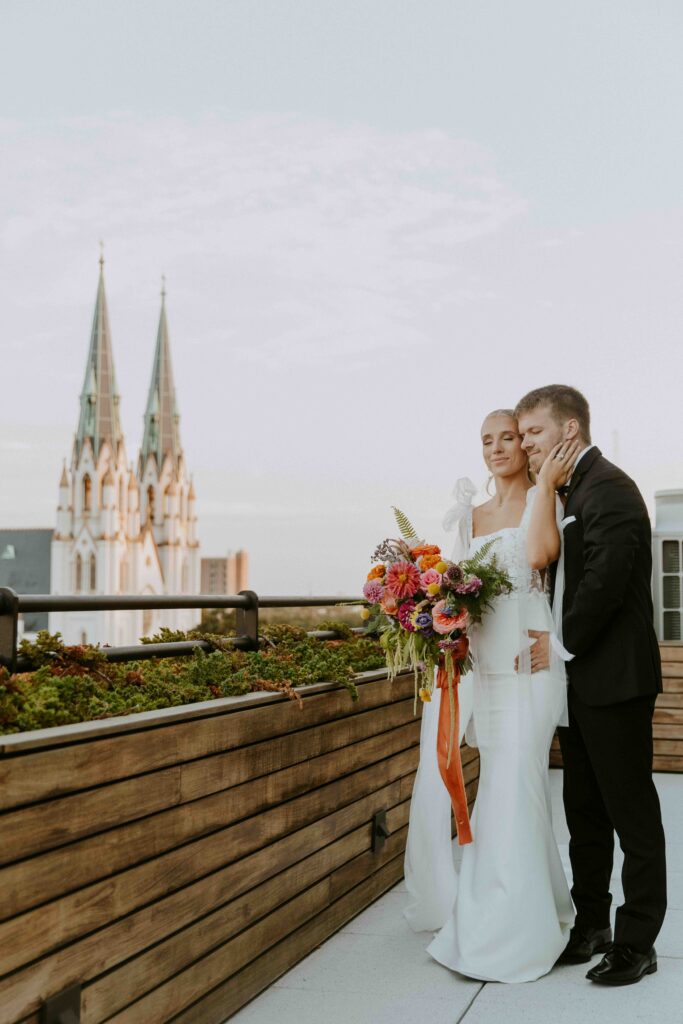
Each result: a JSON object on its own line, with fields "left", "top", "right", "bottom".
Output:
{"left": 231, "top": 770, "right": 682, "bottom": 1024}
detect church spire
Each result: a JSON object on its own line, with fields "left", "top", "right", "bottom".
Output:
{"left": 74, "top": 250, "right": 123, "bottom": 462}
{"left": 139, "top": 277, "right": 183, "bottom": 473}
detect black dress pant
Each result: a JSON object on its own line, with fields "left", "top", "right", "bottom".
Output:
{"left": 557, "top": 686, "right": 667, "bottom": 952}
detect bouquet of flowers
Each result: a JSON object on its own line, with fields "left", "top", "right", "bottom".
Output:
{"left": 360, "top": 506, "right": 512, "bottom": 843}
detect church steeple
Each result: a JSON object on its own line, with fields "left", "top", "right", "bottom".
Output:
{"left": 139, "top": 277, "right": 183, "bottom": 473}
{"left": 74, "top": 250, "right": 122, "bottom": 462}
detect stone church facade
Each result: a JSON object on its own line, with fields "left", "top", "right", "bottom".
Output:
{"left": 49, "top": 257, "right": 200, "bottom": 645}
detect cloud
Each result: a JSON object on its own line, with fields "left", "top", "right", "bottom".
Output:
{"left": 2, "top": 111, "right": 682, "bottom": 594}
{"left": 0, "top": 113, "right": 526, "bottom": 372}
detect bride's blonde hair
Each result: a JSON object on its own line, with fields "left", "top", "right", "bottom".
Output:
{"left": 483, "top": 407, "right": 535, "bottom": 494}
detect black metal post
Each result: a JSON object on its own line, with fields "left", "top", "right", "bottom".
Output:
{"left": 372, "top": 809, "right": 391, "bottom": 851}
{"left": 236, "top": 589, "right": 259, "bottom": 651}
{"left": 4, "top": 591, "right": 366, "bottom": 670}
{"left": 40, "top": 983, "right": 81, "bottom": 1023}
{"left": 0, "top": 587, "right": 19, "bottom": 672}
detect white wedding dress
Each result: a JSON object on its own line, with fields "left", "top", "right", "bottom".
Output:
{"left": 403, "top": 483, "right": 575, "bottom": 983}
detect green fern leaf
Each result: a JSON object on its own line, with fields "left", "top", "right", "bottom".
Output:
{"left": 464, "top": 536, "right": 500, "bottom": 569}
{"left": 391, "top": 506, "right": 419, "bottom": 542}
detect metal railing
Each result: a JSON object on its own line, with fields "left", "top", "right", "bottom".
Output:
{"left": 0, "top": 588, "right": 367, "bottom": 672}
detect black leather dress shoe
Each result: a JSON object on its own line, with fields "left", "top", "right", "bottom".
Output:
{"left": 555, "top": 925, "right": 613, "bottom": 965}
{"left": 586, "top": 945, "right": 657, "bottom": 985}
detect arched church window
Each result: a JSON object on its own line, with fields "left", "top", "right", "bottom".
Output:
{"left": 83, "top": 475, "right": 92, "bottom": 512}
{"left": 119, "top": 558, "right": 128, "bottom": 592}
{"left": 89, "top": 553, "right": 97, "bottom": 592}
{"left": 75, "top": 552, "right": 82, "bottom": 592}
{"left": 147, "top": 486, "right": 155, "bottom": 522}
{"left": 119, "top": 477, "right": 125, "bottom": 515}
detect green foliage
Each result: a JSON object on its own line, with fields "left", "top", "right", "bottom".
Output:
{"left": 17, "top": 630, "right": 108, "bottom": 670}
{"left": 316, "top": 619, "right": 353, "bottom": 639}
{"left": 462, "top": 537, "right": 499, "bottom": 569}
{"left": 361, "top": 607, "right": 385, "bottom": 637}
{"left": 260, "top": 623, "right": 308, "bottom": 644}
{"left": 0, "top": 625, "right": 387, "bottom": 736}
{"left": 391, "top": 506, "right": 419, "bottom": 543}
{"left": 198, "top": 605, "right": 364, "bottom": 634}
{"left": 454, "top": 540, "right": 514, "bottom": 623}
{"left": 140, "top": 627, "right": 190, "bottom": 644}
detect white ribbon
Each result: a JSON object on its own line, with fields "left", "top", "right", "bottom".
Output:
{"left": 442, "top": 477, "right": 477, "bottom": 565}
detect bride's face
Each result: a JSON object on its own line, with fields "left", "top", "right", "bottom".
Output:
{"left": 480, "top": 414, "right": 528, "bottom": 479}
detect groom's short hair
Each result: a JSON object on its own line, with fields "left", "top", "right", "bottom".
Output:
{"left": 515, "top": 385, "right": 591, "bottom": 443}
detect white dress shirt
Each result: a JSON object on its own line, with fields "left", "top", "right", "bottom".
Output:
{"left": 549, "top": 444, "right": 595, "bottom": 663}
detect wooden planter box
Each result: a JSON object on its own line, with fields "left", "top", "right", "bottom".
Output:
{"left": 550, "top": 643, "right": 683, "bottom": 773}
{"left": 0, "top": 669, "right": 480, "bottom": 1024}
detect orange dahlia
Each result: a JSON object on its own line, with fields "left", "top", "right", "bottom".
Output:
{"left": 410, "top": 544, "right": 441, "bottom": 559}
{"left": 419, "top": 553, "right": 442, "bottom": 572}
{"left": 367, "top": 565, "right": 386, "bottom": 581}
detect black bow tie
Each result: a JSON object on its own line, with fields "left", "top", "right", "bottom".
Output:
{"left": 557, "top": 484, "right": 570, "bottom": 497}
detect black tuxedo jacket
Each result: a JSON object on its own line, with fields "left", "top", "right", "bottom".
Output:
{"left": 550, "top": 446, "right": 662, "bottom": 706}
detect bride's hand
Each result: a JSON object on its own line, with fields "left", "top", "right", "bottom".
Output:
{"left": 537, "top": 440, "right": 581, "bottom": 489}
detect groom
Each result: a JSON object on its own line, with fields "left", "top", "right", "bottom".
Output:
{"left": 515, "top": 384, "right": 667, "bottom": 986}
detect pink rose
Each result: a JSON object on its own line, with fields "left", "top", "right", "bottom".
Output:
{"left": 419, "top": 568, "right": 442, "bottom": 588}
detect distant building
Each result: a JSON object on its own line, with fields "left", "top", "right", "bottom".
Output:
{"left": 49, "top": 256, "right": 200, "bottom": 645}
{"left": 653, "top": 490, "right": 683, "bottom": 642}
{"left": 0, "top": 528, "right": 53, "bottom": 634}
{"left": 201, "top": 550, "right": 249, "bottom": 595}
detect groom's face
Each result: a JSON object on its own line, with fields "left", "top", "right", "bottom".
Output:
{"left": 517, "top": 405, "right": 566, "bottom": 472}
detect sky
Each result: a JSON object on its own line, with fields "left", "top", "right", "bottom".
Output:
{"left": 1, "top": 1, "right": 682, "bottom": 596}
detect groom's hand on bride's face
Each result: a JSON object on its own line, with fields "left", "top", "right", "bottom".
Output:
{"left": 537, "top": 440, "right": 582, "bottom": 489}
{"left": 514, "top": 630, "right": 550, "bottom": 674}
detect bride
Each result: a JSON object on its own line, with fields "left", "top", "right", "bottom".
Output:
{"left": 403, "top": 408, "right": 579, "bottom": 983}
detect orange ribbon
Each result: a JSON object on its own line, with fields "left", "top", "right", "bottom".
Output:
{"left": 435, "top": 657, "right": 473, "bottom": 845}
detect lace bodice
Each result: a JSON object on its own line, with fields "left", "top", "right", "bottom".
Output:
{"left": 466, "top": 488, "right": 545, "bottom": 596}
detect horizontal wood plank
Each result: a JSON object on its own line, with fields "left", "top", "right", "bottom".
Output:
{"left": 660, "top": 645, "right": 683, "bottom": 662}
{"left": 0, "top": 671, "right": 479, "bottom": 1024}
{"left": 653, "top": 755, "right": 683, "bottom": 772}
{"left": 0, "top": 712, "right": 421, "bottom": 872}
{"left": 103, "top": 833, "right": 410, "bottom": 1024}
{"left": 0, "top": 671, "right": 397, "bottom": 755}
{"left": 656, "top": 693, "right": 683, "bottom": 708}
{"left": 102, "top": 878, "right": 336, "bottom": 1024}
{"left": 653, "top": 707, "right": 683, "bottom": 725}
{"left": 0, "top": 727, "right": 419, "bottom": 923}
{"left": 82, "top": 811, "right": 410, "bottom": 1023}
{"left": 651, "top": 739, "right": 683, "bottom": 756}
{"left": 0, "top": 674, "right": 417, "bottom": 811}
{"left": 0, "top": 787, "right": 422, "bottom": 1024}
{"left": 0, "top": 744, "right": 419, "bottom": 987}
{"left": 168, "top": 853, "right": 406, "bottom": 1024}
{"left": 653, "top": 724, "right": 683, "bottom": 740}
